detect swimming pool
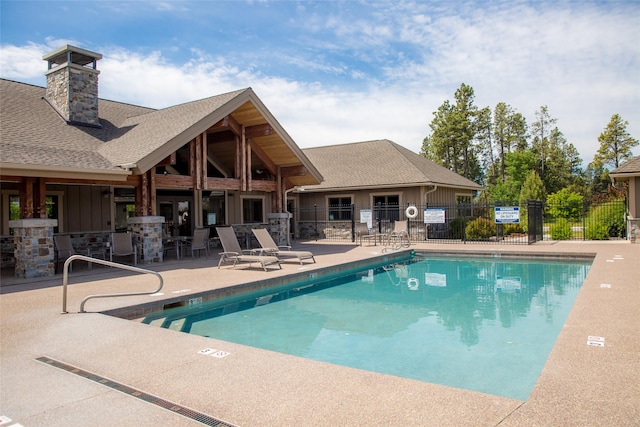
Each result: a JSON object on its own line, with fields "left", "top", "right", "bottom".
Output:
{"left": 142, "top": 254, "right": 591, "bottom": 400}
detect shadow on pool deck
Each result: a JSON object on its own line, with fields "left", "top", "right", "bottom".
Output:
{"left": 1, "top": 240, "right": 638, "bottom": 426}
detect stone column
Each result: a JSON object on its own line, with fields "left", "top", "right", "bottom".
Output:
{"left": 128, "top": 216, "right": 164, "bottom": 264}
{"left": 629, "top": 218, "right": 639, "bottom": 244}
{"left": 267, "top": 212, "right": 291, "bottom": 246}
{"left": 9, "top": 219, "right": 57, "bottom": 278}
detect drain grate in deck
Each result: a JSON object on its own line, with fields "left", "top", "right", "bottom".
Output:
{"left": 36, "top": 356, "right": 235, "bottom": 427}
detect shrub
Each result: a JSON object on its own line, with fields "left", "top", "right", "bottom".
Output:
{"left": 585, "top": 200, "right": 626, "bottom": 239}
{"left": 466, "top": 218, "right": 496, "bottom": 240}
{"left": 585, "top": 222, "right": 609, "bottom": 240}
{"left": 450, "top": 217, "right": 465, "bottom": 239}
{"left": 504, "top": 223, "right": 523, "bottom": 235}
{"left": 546, "top": 189, "right": 583, "bottom": 220}
{"left": 550, "top": 218, "right": 572, "bottom": 240}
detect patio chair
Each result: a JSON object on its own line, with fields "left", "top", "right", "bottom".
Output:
{"left": 216, "top": 227, "right": 281, "bottom": 271}
{"left": 383, "top": 221, "right": 410, "bottom": 250}
{"left": 109, "top": 232, "right": 137, "bottom": 265}
{"left": 355, "top": 223, "right": 379, "bottom": 246}
{"left": 251, "top": 228, "right": 316, "bottom": 265}
{"left": 54, "top": 234, "right": 75, "bottom": 273}
{"left": 182, "top": 228, "right": 210, "bottom": 259}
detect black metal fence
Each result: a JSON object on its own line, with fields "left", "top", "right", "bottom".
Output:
{"left": 543, "top": 198, "right": 626, "bottom": 241}
{"left": 292, "top": 198, "right": 626, "bottom": 245}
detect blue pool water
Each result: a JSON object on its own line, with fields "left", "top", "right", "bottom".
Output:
{"left": 145, "top": 255, "right": 591, "bottom": 400}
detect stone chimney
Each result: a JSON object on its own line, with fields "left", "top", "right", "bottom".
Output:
{"left": 43, "top": 45, "right": 102, "bottom": 127}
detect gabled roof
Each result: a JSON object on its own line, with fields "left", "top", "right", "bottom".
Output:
{"left": 610, "top": 156, "right": 640, "bottom": 180}
{"left": 299, "top": 139, "right": 482, "bottom": 192}
{"left": 0, "top": 78, "right": 321, "bottom": 185}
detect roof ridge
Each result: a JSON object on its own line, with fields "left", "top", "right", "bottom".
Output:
{"left": 118, "top": 87, "right": 250, "bottom": 124}
{"left": 152, "top": 87, "right": 250, "bottom": 111}
{"left": 386, "top": 140, "right": 432, "bottom": 179}
{"left": 303, "top": 139, "right": 390, "bottom": 151}
{"left": 0, "top": 77, "right": 45, "bottom": 90}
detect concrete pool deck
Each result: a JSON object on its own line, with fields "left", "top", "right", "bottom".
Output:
{"left": 1, "top": 240, "right": 638, "bottom": 426}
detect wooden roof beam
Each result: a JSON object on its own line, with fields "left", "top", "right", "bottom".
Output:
{"left": 206, "top": 154, "right": 232, "bottom": 178}
{"left": 209, "top": 115, "right": 242, "bottom": 136}
{"left": 248, "top": 139, "right": 277, "bottom": 174}
{"left": 281, "top": 165, "right": 307, "bottom": 177}
{"left": 157, "top": 153, "right": 176, "bottom": 166}
{"left": 245, "top": 123, "right": 273, "bottom": 139}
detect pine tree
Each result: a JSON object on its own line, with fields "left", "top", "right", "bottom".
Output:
{"left": 530, "top": 105, "right": 557, "bottom": 181}
{"left": 594, "top": 114, "right": 638, "bottom": 169}
{"left": 519, "top": 170, "right": 546, "bottom": 204}
{"left": 421, "top": 83, "right": 483, "bottom": 183}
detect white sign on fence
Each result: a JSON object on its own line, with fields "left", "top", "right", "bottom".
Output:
{"left": 424, "top": 208, "right": 446, "bottom": 224}
{"left": 360, "top": 209, "right": 373, "bottom": 228}
{"left": 494, "top": 206, "right": 520, "bottom": 224}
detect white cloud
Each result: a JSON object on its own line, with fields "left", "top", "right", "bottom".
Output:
{"left": 1, "top": 1, "right": 638, "bottom": 164}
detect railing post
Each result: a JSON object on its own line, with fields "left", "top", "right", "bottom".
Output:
{"left": 406, "top": 202, "right": 410, "bottom": 241}
{"left": 314, "top": 204, "right": 317, "bottom": 241}
{"left": 351, "top": 204, "right": 355, "bottom": 243}
{"left": 582, "top": 200, "right": 587, "bottom": 241}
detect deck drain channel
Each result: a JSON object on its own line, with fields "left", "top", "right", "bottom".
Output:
{"left": 36, "top": 356, "right": 235, "bottom": 426}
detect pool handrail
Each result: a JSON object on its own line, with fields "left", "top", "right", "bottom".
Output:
{"left": 61, "top": 254, "right": 163, "bottom": 314}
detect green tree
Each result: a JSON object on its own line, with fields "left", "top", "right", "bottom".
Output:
{"left": 543, "top": 127, "right": 582, "bottom": 194}
{"left": 530, "top": 105, "right": 557, "bottom": 181}
{"left": 422, "top": 101, "right": 454, "bottom": 165}
{"left": 422, "top": 83, "right": 483, "bottom": 183}
{"left": 594, "top": 114, "right": 638, "bottom": 169}
{"left": 492, "top": 103, "right": 528, "bottom": 183}
{"left": 518, "top": 170, "right": 545, "bottom": 233}
{"left": 519, "top": 170, "right": 546, "bottom": 204}
{"left": 484, "top": 150, "right": 537, "bottom": 202}
{"left": 584, "top": 160, "right": 610, "bottom": 197}
{"left": 476, "top": 106, "right": 494, "bottom": 185}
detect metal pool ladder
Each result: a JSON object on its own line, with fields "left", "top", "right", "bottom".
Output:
{"left": 61, "top": 254, "right": 164, "bottom": 314}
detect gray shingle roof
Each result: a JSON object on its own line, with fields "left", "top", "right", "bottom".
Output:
{"left": 301, "top": 139, "right": 482, "bottom": 191}
{"left": 0, "top": 79, "right": 155, "bottom": 172}
{"left": 1, "top": 78, "right": 321, "bottom": 185}
{"left": 1, "top": 78, "right": 249, "bottom": 170}
{"left": 610, "top": 156, "right": 640, "bottom": 176}
{"left": 97, "top": 89, "right": 248, "bottom": 167}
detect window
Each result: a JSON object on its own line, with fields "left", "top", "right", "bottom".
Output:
{"left": 242, "top": 197, "right": 264, "bottom": 223}
{"left": 203, "top": 191, "right": 225, "bottom": 226}
{"left": 328, "top": 197, "right": 352, "bottom": 220}
{"left": 373, "top": 195, "right": 399, "bottom": 221}
{"left": 456, "top": 195, "right": 472, "bottom": 218}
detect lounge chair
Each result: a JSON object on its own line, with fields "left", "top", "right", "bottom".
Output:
{"left": 251, "top": 228, "right": 316, "bottom": 265}
{"left": 109, "top": 232, "right": 137, "bottom": 265}
{"left": 54, "top": 234, "right": 75, "bottom": 273}
{"left": 216, "top": 227, "right": 281, "bottom": 271}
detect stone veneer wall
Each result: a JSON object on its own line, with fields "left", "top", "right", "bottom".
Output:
{"left": 45, "top": 65, "right": 99, "bottom": 126}
{"left": 128, "top": 216, "right": 164, "bottom": 264}
{"left": 267, "top": 213, "right": 290, "bottom": 246}
{"left": 9, "top": 219, "right": 57, "bottom": 278}
{"left": 1, "top": 236, "right": 15, "bottom": 268}
{"left": 231, "top": 223, "right": 266, "bottom": 250}
{"left": 296, "top": 221, "right": 321, "bottom": 240}
{"left": 629, "top": 219, "right": 639, "bottom": 243}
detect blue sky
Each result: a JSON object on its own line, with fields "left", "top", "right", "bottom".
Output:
{"left": 1, "top": 0, "right": 639, "bottom": 164}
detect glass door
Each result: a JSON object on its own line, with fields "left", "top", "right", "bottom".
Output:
{"left": 157, "top": 195, "right": 193, "bottom": 237}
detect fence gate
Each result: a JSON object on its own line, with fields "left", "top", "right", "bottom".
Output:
{"left": 527, "top": 200, "right": 544, "bottom": 244}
